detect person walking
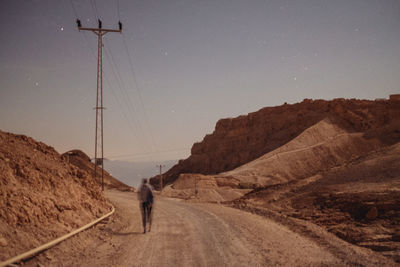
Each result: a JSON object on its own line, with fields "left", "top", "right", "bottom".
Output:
{"left": 138, "top": 178, "right": 154, "bottom": 234}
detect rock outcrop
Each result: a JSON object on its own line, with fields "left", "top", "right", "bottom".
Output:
{"left": 150, "top": 98, "right": 400, "bottom": 189}
{"left": 62, "top": 150, "right": 132, "bottom": 191}
{"left": 161, "top": 173, "right": 251, "bottom": 202}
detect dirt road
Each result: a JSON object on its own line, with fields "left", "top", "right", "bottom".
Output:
{"left": 30, "top": 190, "right": 393, "bottom": 266}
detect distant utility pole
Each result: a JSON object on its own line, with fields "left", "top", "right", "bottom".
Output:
{"left": 156, "top": 165, "right": 166, "bottom": 190}
{"left": 195, "top": 176, "right": 198, "bottom": 197}
{"left": 76, "top": 19, "right": 122, "bottom": 191}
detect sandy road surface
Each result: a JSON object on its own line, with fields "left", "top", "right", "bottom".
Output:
{"left": 102, "top": 191, "right": 337, "bottom": 266}
{"left": 29, "top": 190, "right": 394, "bottom": 266}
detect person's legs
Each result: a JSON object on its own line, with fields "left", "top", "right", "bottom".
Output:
{"left": 147, "top": 203, "right": 152, "bottom": 232}
{"left": 141, "top": 202, "right": 147, "bottom": 233}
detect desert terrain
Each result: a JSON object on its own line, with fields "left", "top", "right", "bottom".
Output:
{"left": 231, "top": 142, "right": 400, "bottom": 261}
{"left": 153, "top": 96, "right": 400, "bottom": 263}
{"left": 1, "top": 96, "right": 399, "bottom": 266}
{"left": 19, "top": 190, "right": 395, "bottom": 266}
{"left": 0, "top": 130, "right": 130, "bottom": 264}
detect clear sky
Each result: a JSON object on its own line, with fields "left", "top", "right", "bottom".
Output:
{"left": 0, "top": 0, "right": 399, "bottom": 162}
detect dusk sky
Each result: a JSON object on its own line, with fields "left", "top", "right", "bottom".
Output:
{"left": 1, "top": 0, "right": 399, "bottom": 162}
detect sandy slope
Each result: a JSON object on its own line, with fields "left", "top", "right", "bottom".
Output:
{"left": 25, "top": 190, "right": 394, "bottom": 266}
{"left": 234, "top": 142, "right": 400, "bottom": 263}
{"left": 162, "top": 118, "right": 384, "bottom": 202}
{"left": 0, "top": 130, "right": 110, "bottom": 262}
{"left": 218, "top": 118, "right": 382, "bottom": 186}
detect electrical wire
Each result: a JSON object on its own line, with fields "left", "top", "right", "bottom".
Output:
{"left": 108, "top": 147, "right": 190, "bottom": 160}
{"left": 90, "top": 0, "right": 100, "bottom": 20}
{"left": 121, "top": 34, "right": 159, "bottom": 151}
{"left": 69, "top": 0, "right": 79, "bottom": 18}
{"left": 68, "top": 0, "right": 97, "bottom": 60}
{"left": 69, "top": 0, "right": 146, "bottom": 154}
{"left": 116, "top": 0, "right": 121, "bottom": 21}
{"left": 104, "top": 78, "right": 149, "bottom": 154}
{"left": 104, "top": 42, "right": 152, "bottom": 150}
{"left": 103, "top": 41, "right": 153, "bottom": 152}
{"left": 70, "top": 0, "right": 177, "bottom": 161}
{"left": 114, "top": 0, "right": 160, "bottom": 153}
{"left": 113, "top": 0, "right": 159, "bottom": 152}
{"left": 86, "top": 0, "right": 155, "bottom": 156}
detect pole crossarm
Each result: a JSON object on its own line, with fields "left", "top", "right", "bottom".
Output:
{"left": 78, "top": 27, "right": 122, "bottom": 34}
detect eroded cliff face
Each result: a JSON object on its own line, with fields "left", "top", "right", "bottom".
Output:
{"left": 150, "top": 98, "right": 400, "bottom": 189}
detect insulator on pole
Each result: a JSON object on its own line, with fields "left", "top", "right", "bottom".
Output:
{"left": 118, "top": 21, "right": 122, "bottom": 31}
{"left": 76, "top": 19, "right": 81, "bottom": 28}
{"left": 98, "top": 19, "right": 102, "bottom": 29}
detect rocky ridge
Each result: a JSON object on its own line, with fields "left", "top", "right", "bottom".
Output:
{"left": 62, "top": 150, "right": 132, "bottom": 191}
{"left": 153, "top": 96, "right": 400, "bottom": 263}
{"left": 150, "top": 97, "right": 400, "bottom": 189}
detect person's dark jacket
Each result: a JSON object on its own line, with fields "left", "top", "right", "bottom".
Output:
{"left": 139, "top": 184, "right": 153, "bottom": 204}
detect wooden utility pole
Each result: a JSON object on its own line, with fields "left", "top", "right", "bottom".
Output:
{"left": 156, "top": 165, "right": 165, "bottom": 190}
{"left": 76, "top": 19, "right": 122, "bottom": 191}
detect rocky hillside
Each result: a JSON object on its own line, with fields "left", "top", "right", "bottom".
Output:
{"left": 215, "top": 117, "right": 383, "bottom": 187}
{"left": 0, "top": 130, "right": 111, "bottom": 261}
{"left": 232, "top": 142, "right": 400, "bottom": 263}
{"left": 150, "top": 97, "right": 400, "bottom": 189}
{"left": 62, "top": 150, "right": 132, "bottom": 191}
{"left": 161, "top": 116, "right": 394, "bottom": 203}
{"left": 154, "top": 95, "right": 400, "bottom": 263}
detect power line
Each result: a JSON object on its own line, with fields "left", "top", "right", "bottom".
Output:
{"left": 121, "top": 34, "right": 159, "bottom": 151}
{"left": 108, "top": 148, "right": 190, "bottom": 160}
{"left": 83, "top": 2, "right": 146, "bottom": 152}
{"left": 116, "top": 0, "right": 121, "bottom": 21}
{"left": 69, "top": 0, "right": 147, "bottom": 158}
{"left": 76, "top": 28, "right": 144, "bottom": 150}
{"left": 103, "top": 70, "right": 148, "bottom": 153}
{"left": 103, "top": 41, "right": 154, "bottom": 153}
{"left": 69, "top": 0, "right": 79, "bottom": 18}
{"left": 90, "top": 0, "right": 100, "bottom": 20}
{"left": 102, "top": 48, "right": 150, "bottom": 154}
{"left": 69, "top": 0, "right": 100, "bottom": 62}
{"left": 112, "top": 0, "right": 159, "bottom": 153}
{"left": 90, "top": 0, "right": 157, "bottom": 156}
{"left": 85, "top": 0, "right": 156, "bottom": 158}
{"left": 72, "top": 0, "right": 161, "bottom": 163}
